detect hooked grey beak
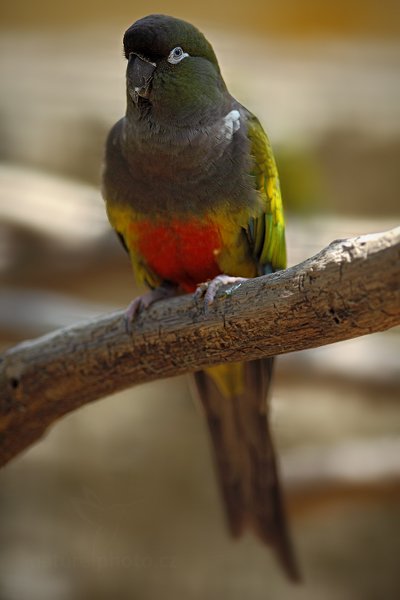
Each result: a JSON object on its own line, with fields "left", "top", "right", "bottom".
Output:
{"left": 128, "top": 53, "right": 156, "bottom": 102}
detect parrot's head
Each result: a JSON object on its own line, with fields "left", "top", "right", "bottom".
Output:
{"left": 123, "top": 14, "right": 228, "bottom": 126}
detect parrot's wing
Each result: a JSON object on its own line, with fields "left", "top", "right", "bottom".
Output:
{"left": 246, "top": 113, "right": 287, "bottom": 273}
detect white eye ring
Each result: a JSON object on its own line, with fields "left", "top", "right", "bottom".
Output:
{"left": 168, "top": 46, "right": 189, "bottom": 65}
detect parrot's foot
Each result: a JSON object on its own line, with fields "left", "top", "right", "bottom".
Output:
{"left": 124, "top": 284, "right": 177, "bottom": 330}
{"left": 195, "top": 274, "right": 248, "bottom": 308}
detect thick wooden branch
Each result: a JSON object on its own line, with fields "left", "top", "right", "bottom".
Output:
{"left": 1, "top": 228, "right": 399, "bottom": 466}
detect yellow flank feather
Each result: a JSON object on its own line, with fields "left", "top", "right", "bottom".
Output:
{"left": 247, "top": 115, "right": 287, "bottom": 271}
{"left": 214, "top": 206, "right": 259, "bottom": 278}
{"left": 106, "top": 202, "right": 162, "bottom": 288}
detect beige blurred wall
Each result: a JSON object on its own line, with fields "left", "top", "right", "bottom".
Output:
{"left": 2, "top": 0, "right": 399, "bottom": 37}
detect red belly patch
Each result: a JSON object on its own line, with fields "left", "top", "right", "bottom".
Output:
{"left": 130, "top": 218, "right": 222, "bottom": 292}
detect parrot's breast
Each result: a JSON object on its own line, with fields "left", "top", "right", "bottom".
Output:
{"left": 130, "top": 218, "right": 223, "bottom": 292}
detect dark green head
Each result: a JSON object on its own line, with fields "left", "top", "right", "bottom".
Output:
{"left": 123, "top": 14, "right": 228, "bottom": 126}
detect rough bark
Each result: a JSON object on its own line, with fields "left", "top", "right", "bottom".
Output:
{"left": 0, "top": 227, "right": 399, "bottom": 467}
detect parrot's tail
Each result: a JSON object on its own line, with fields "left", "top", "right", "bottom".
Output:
{"left": 193, "top": 357, "right": 300, "bottom": 582}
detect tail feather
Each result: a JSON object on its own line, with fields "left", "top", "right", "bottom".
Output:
{"left": 193, "top": 357, "right": 300, "bottom": 582}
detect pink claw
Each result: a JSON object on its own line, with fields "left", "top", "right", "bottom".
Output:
{"left": 124, "top": 285, "right": 177, "bottom": 331}
{"left": 195, "top": 274, "right": 248, "bottom": 308}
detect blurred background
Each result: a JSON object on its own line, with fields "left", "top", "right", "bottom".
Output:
{"left": 0, "top": 1, "right": 399, "bottom": 599}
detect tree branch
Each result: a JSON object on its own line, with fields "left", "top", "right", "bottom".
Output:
{"left": 1, "top": 228, "right": 399, "bottom": 467}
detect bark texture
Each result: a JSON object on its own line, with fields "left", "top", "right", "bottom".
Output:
{"left": 1, "top": 227, "right": 399, "bottom": 466}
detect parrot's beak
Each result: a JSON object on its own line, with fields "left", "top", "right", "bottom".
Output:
{"left": 128, "top": 53, "right": 156, "bottom": 103}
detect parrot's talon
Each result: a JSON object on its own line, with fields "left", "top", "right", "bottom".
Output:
{"left": 123, "top": 285, "right": 178, "bottom": 333}
{"left": 193, "top": 282, "right": 209, "bottom": 302}
{"left": 196, "top": 275, "right": 248, "bottom": 308}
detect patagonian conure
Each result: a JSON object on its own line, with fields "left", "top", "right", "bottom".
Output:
{"left": 102, "top": 14, "right": 298, "bottom": 580}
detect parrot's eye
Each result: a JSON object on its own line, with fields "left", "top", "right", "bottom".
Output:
{"left": 168, "top": 46, "right": 189, "bottom": 65}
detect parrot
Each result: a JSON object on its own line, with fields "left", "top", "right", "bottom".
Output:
{"left": 102, "top": 14, "right": 299, "bottom": 581}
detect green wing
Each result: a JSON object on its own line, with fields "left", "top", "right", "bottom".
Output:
{"left": 246, "top": 113, "right": 287, "bottom": 272}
